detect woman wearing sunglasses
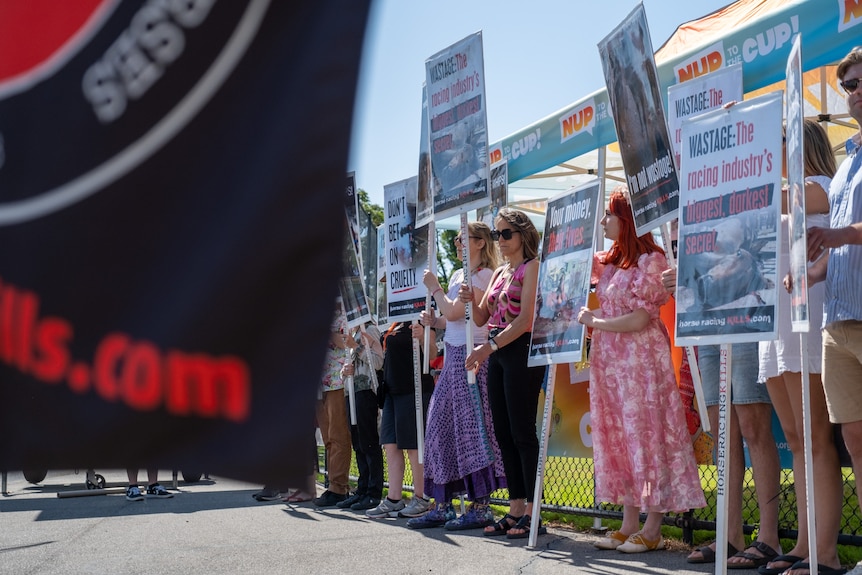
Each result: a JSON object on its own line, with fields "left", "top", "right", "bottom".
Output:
{"left": 460, "top": 207, "right": 546, "bottom": 539}
{"left": 578, "top": 187, "right": 705, "bottom": 553}
{"left": 406, "top": 221, "right": 506, "bottom": 531}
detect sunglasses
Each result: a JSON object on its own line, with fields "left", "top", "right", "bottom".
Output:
{"left": 453, "top": 235, "right": 480, "bottom": 245}
{"left": 841, "top": 77, "right": 862, "bottom": 94}
{"left": 491, "top": 229, "right": 521, "bottom": 241}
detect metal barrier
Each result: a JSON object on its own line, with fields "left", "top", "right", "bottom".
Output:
{"left": 325, "top": 449, "right": 862, "bottom": 546}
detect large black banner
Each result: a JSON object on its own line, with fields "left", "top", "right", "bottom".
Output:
{"left": 0, "top": 0, "right": 371, "bottom": 487}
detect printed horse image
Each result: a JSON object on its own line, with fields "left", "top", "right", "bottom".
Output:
{"left": 693, "top": 242, "right": 773, "bottom": 310}
{"left": 679, "top": 214, "right": 774, "bottom": 311}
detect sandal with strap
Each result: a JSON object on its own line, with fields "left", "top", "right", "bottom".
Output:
{"left": 687, "top": 541, "right": 740, "bottom": 564}
{"left": 506, "top": 514, "right": 546, "bottom": 540}
{"left": 757, "top": 554, "right": 805, "bottom": 575}
{"left": 781, "top": 561, "right": 847, "bottom": 575}
{"left": 483, "top": 513, "right": 520, "bottom": 537}
{"left": 727, "top": 541, "right": 779, "bottom": 569}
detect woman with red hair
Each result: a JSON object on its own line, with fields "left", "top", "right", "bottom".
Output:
{"left": 578, "top": 187, "right": 705, "bottom": 553}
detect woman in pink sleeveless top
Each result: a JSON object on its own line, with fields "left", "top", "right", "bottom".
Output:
{"left": 460, "top": 208, "right": 546, "bottom": 539}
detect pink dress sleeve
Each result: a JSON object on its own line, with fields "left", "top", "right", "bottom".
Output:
{"left": 630, "top": 252, "right": 669, "bottom": 316}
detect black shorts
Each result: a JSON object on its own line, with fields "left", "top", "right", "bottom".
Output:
{"left": 379, "top": 391, "right": 431, "bottom": 449}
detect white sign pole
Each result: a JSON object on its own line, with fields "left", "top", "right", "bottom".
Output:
{"left": 714, "top": 344, "right": 732, "bottom": 575}
{"left": 800, "top": 333, "right": 818, "bottom": 574}
{"left": 340, "top": 299, "right": 357, "bottom": 426}
{"left": 461, "top": 213, "right": 476, "bottom": 384}
{"left": 360, "top": 324, "right": 379, "bottom": 392}
{"left": 423, "top": 221, "right": 436, "bottom": 374}
{"left": 529, "top": 367, "right": 554, "bottom": 547}
{"left": 412, "top": 320, "right": 425, "bottom": 463}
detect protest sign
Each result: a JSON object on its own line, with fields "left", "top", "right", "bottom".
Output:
{"left": 376, "top": 223, "right": 388, "bottom": 325}
{"left": 416, "top": 85, "right": 435, "bottom": 229}
{"left": 599, "top": 5, "right": 679, "bottom": 235}
{"left": 667, "top": 64, "right": 743, "bottom": 171}
{"left": 384, "top": 176, "right": 429, "bottom": 321}
{"left": 529, "top": 180, "right": 600, "bottom": 366}
{"left": 785, "top": 37, "right": 810, "bottom": 333}
{"left": 425, "top": 31, "right": 490, "bottom": 219}
{"left": 478, "top": 160, "right": 508, "bottom": 227}
{"left": 675, "top": 92, "right": 782, "bottom": 346}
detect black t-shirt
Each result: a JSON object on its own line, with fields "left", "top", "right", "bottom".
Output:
{"left": 381, "top": 322, "right": 432, "bottom": 395}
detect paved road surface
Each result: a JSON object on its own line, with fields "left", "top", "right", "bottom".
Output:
{"left": 0, "top": 469, "right": 718, "bottom": 575}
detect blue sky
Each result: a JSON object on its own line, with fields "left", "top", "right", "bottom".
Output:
{"left": 348, "top": 0, "right": 734, "bottom": 208}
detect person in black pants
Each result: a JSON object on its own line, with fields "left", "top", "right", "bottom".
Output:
{"left": 461, "top": 207, "right": 546, "bottom": 539}
{"left": 337, "top": 323, "right": 384, "bottom": 511}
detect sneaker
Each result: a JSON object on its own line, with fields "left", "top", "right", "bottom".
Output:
{"left": 398, "top": 495, "right": 432, "bottom": 518}
{"left": 444, "top": 504, "right": 495, "bottom": 531}
{"left": 406, "top": 503, "right": 456, "bottom": 529}
{"left": 125, "top": 485, "right": 144, "bottom": 502}
{"left": 146, "top": 483, "right": 173, "bottom": 499}
{"left": 365, "top": 497, "right": 405, "bottom": 518}
{"left": 253, "top": 487, "right": 281, "bottom": 501}
{"left": 350, "top": 495, "right": 381, "bottom": 511}
{"left": 312, "top": 489, "right": 347, "bottom": 508}
{"left": 335, "top": 491, "right": 365, "bottom": 509}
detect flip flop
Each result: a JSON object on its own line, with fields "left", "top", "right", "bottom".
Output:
{"left": 757, "top": 554, "right": 805, "bottom": 575}
{"left": 727, "top": 541, "right": 779, "bottom": 569}
{"left": 283, "top": 490, "right": 313, "bottom": 503}
{"left": 687, "top": 541, "right": 740, "bottom": 564}
{"left": 781, "top": 561, "right": 847, "bottom": 575}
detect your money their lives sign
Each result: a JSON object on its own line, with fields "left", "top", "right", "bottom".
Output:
{"left": 0, "top": 0, "right": 371, "bottom": 486}
{"left": 674, "top": 92, "right": 782, "bottom": 346}
{"left": 529, "top": 180, "right": 600, "bottom": 367}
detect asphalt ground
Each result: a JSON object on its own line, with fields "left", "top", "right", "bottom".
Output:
{"left": 0, "top": 469, "right": 721, "bottom": 575}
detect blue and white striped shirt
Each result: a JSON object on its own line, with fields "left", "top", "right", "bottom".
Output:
{"left": 824, "top": 138, "right": 862, "bottom": 327}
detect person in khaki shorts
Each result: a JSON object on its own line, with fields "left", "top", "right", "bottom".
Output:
{"left": 792, "top": 46, "right": 862, "bottom": 575}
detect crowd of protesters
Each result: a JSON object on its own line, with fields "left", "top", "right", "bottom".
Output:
{"left": 236, "top": 47, "right": 862, "bottom": 575}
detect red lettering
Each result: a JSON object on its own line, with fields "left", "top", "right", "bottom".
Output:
{"left": 0, "top": 281, "right": 15, "bottom": 363}
{"left": 94, "top": 333, "right": 129, "bottom": 402}
{"left": 165, "top": 352, "right": 250, "bottom": 422}
{"left": 685, "top": 231, "right": 717, "bottom": 255}
{"left": 122, "top": 341, "right": 162, "bottom": 411}
{"left": 32, "top": 317, "right": 72, "bottom": 383}
{"left": 15, "top": 291, "right": 38, "bottom": 372}
{"left": 0, "top": 276, "right": 251, "bottom": 423}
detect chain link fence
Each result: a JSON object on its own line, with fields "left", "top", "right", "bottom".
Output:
{"left": 325, "top": 449, "right": 861, "bottom": 545}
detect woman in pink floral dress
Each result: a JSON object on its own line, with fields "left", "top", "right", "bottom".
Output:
{"left": 577, "top": 188, "right": 705, "bottom": 553}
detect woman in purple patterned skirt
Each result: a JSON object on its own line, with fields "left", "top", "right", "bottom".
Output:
{"left": 406, "top": 222, "right": 506, "bottom": 530}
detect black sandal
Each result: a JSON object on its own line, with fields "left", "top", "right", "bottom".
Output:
{"left": 483, "top": 513, "right": 520, "bottom": 537}
{"left": 727, "top": 541, "right": 779, "bottom": 570}
{"left": 506, "top": 514, "right": 547, "bottom": 539}
{"left": 687, "top": 541, "right": 740, "bottom": 564}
